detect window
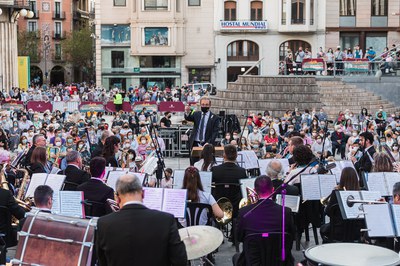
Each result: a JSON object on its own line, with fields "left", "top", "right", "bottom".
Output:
{"left": 144, "top": 0, "right": 168, "bottom": 10}
{"left": 340, "top": 32, "right": 360, "bottom": 52}
{"left": 30, "top": 1, "right": 37, "bottom": 12}
{"left": 114, "top": 0, "right": 126, "bottom": 6}
{"left": 371, "top": 0, "right": 387, "bottom": 16}
{"left": 224, "top": 1, "right": 236, "bottom": 21}
{"left": 139, "top": 56, "right": 176, "bottom": 68}
{"left": 281, "top": 0, "right": 287, "bottom": 24}
{"left": 340, "top": 0, "right": 356, "bottom": 16}
{"left": 55, "top": 2, "right": 61, "bottom": 14}
{"left": 55, "top": 22, "right": 62, "bottom": 34}
{"left": 227, "top": 40, "right": 259, "bottom": 61}
{"left": 55, "top": 43, "right": 62, "bottom": 60}
{"left": 112, "top": 51, "right": 125, "bottom": 68}
{"left": 279, "top": 40, "right": 311, "bottom": 61}
{"left": 28, "top": 21, "right": 37, "bottom": 32}
{"left": 291, "top": 0, "right": 305, "bottom": 24}
{"left": 188, "top": 0, "right": 200, "bottom": 6}
{"left": 310, "top": 0, "right": 314, "bottom": 24}
{"left": 188, "top": 68, "right": 211, "bottom": 83}
{"left": 251, "top": 1, "right": 263, "bottom": 21}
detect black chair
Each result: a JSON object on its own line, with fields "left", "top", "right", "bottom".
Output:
{"left": 243, "top": 232, "right": 294, "bottom": 266}
{"left": 62, "top": 181, "right": 80, "bottom": 191}
{"left": 82, "top": 200, "right": 106, "bottom": 218}
{"left": 185, "top": 202, "right": 213, "bottom": 226}
{"left": 0, "top": 206, "right": 10, "bottom": 264}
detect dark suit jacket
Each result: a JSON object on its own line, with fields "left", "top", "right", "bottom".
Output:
{"left": 96, "top": 204, "right": 187, "bottom": 266}
{"left": 354, "top": 146, "right": 376, "bottom": 174}
{"left": 59, "top": 165, "right": 91, "bottom": 191}
{"left": 0, "top": 188, "right": 25, "bottom": 247}
{"left": 212, "top": 162, "right": 247, "bottom": 218}
{"left": 77, "top": 179, "right": 114, "bottom": 217}
{"left": 104, "top": 155, "right": 119, "bottom": 168}
{"left": 91, "top": 142, "right": 104, "bottom": 159}
{"left": 184, "top": 110, "right": 220, "bottom": 149}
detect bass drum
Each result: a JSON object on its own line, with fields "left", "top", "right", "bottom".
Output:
{"left": 305, "top": 243, "right": 400, "bottom": 266}
{"left": 12, "top": 210, "right": 97, "bottom": 266}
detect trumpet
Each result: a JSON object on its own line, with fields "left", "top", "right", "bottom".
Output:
{"left": 239, "top": 187, "right": 259, "bottom": 209}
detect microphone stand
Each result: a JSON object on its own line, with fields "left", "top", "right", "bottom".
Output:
{"left": 243, "top": 158, "right": 317, "bottom": 261}
{"left": 238, "top": 115, "right": 249, "bottom": 148}
{"left": 317, "top": 120, "right": 331, "bottom": 174}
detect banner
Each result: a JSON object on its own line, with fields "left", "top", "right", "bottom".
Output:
{"left": 105, "top": 102, "right": 133, "bottom": 113}
{"left": 1, "top": 101, "right": 24, "bottom": 110}
{"left": 79, "top": 102, "right": 105, "bottom": 113}
{"left": 52, "top": 101, "right": 80, "bottom": 112}
{"left": 220, "top": 21, "right": 268, "bottom": 30}
{"left": 302, "top": 58, "right": 325, "bottom": 71}
{"left": 18, "top": 56, "right": 30, "bottom": 90}
{"left": 158, "top": 101, "right": 185, "bottom": 112}
{"left": 133, "top": 101, "right": 158, "bottom": 113}
{"left": 344, "top": 59, "right": 369, "bottom": 72}
{"left": 26, "top": 101, "right": 53, "bottom": 112}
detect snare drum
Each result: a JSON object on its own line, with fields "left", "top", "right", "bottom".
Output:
{"left": 305, "top": 243, "right": 400, "bottom": 266}
{"left": 12, "top": 210, "right": 97, "bottom": 266}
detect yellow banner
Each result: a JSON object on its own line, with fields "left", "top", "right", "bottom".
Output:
{"left": 18, "top": 56, "right": 30, "bottom": 90}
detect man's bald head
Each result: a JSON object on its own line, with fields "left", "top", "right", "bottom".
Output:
{"left": 266, "top": 160, "right": 283, "bottom": 179}
{"left": 116, "top": 174, "right": 142, "bottom": 196}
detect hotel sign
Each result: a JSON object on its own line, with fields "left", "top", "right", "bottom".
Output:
{"left": 220, "top": 21, "right": 268, "bottom": 31}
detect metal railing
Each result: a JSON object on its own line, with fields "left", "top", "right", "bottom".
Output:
{"left": 52, "top": 11, "right": 66, "bottom": 20}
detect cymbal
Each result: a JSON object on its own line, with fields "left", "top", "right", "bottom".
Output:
{"left": 178, "top": 225, "right": 223, "bottom": 260}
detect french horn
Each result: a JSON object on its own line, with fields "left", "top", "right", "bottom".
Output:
{"left": 215, "top": 197, "right": 233, "bottom": 225}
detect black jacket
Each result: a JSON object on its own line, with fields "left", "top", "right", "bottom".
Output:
{"left": 59, "top": 165, "right": 91, "bottom": 191}
{"left": 96, "top": 204, "right": 187, "bottom": 266}
{"left": 30, "top": 162, "right": 47, "bottom": 174}
{"left": 184, "top": 110, "right": 220, "bottom": 149}
{"left": 354, "top": 146, "right": 376, "bottom": 187}
{"left": 91, "top": 142, "right": 104, "bottom": 159}
{"left": 77, "top": 179, "right": 114, "bottom": 217}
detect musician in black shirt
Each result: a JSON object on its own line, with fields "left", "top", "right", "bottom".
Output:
{"left": 160, "top": 112, "right": 172, "bottom": 128}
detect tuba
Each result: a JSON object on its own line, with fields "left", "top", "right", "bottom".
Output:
{"left": 239, "top": 187, "right": 259, "bottom": 209}
{"left": 215, "top": 197, "right": 233, "bottom": 225}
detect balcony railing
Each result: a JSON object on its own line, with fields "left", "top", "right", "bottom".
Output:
{"left": 227, "top": 55, "right": 259, "bottom": 62}
{"left": 52, "top": 11, "right": 66, "bottom": 20}
{"left": 52, "top": 31, "right": 66, "bottom": 40}
{"left": 291, "top": 18, "right": 306, "bottom": 25}
{"left": 144, "top": 5, "right": 168, "bottom": 10}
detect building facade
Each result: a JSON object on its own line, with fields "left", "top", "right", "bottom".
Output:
{"left": 96, "top": 0, "right": 215, "bottom": 90}
{"left": 325, "top": 0, "right": 400, "bottom": 55}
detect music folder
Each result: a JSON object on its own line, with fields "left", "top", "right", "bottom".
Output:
{"left": 300, "top": 174, "right": 337, "bottom": 201}
{"left": 25, "top": 173, "right": 66, "bottom": 199}
{"left": 363, "top": 204, "right": 400, "bottom": 238}
{"left": 364, "top": 172, "right": 400, "bottom": 196}
{"left": 51, "top": 191, "right": 85, "bottom": 218}
{"left": 336, "top": 190, "right": 382, "bottom": 220}
{"left": 143, "top": 187, "right": 187, "bottom": 218}
{"left": 106, "top": 170, "right": 147, "bottom": 191}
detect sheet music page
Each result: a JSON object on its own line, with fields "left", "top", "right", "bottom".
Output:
{"left": 280, "top": 159, "right": 290, "bottom": 175}
{"left": 337, "top": 191, "right": 362, "bottom": 219}
{"left": 161, "top": 189, "right": 187, "bottom": 218}
{"left": 51, "top": 190, "right": 61, "bottom": 215}
{"left": 106, "top": 171, "right": 127, "bottom": 191}
{"left": 105, "top": 167, "right": 125, "bottom": 180}
{"left": 319, "top": 175, "right": 338, "bottom": 198}
{"left": 59, "top": 191, "right": 84, "bottom": 218}
{"left": 329, "top": 166, "right": 342, "bottom": 184}
{"left": 384, "top": 173, "right": 400, "bottom": 196}
{"left": 50, "top": 167, "right": 61, "bottom": 175}
{"left": 239, "top": 177, "right": 257, "bottom": 199}
{"left": 45, "top": 174, "right": 66, "bottom": 192}
{"left": 25, "top": 173, "right": 48, "bottom": 198}
{"left": 276, "top": 194, "right": 300, "bottom": 213}
{"left": 172, "top": 170, "right": 185, "bottom": 189}
{"left": 363, "top": 204, "right": 395, "bottom": 237}
{"left": 366, "top": 172, "right": 388, "bottom": 196}
{"left": 360, "top": 191, "right": 382, "bottom": 201}
{"left": 391, "top": 205, "right": 400, "bottom": 237}
{"left": 300, "top": 174, "right": 321, "bottom": 200}
{"left": 143, "top": 187, "right": 164, "bottom": 211}
{"left": 130, "top": 172, "right": 146, "bottom": 185}
{"left": 340, "top": 160, "right": 356, "bottom": 170}
{"left": 238, "top": 151, "right": 259, "bottom": 169}
{"left": 199, "top": 172, "right": 212, "bottom": 193}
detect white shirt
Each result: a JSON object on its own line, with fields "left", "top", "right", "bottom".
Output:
{"left": 195, "top": 111, "right": 210, "bottom": 142}
{"left": 123, "top": 200, "right": 143, "bottom": 207}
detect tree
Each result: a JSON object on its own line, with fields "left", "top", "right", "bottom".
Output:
{"left": 18, "top": 31, "right": 42, "bottom": 63}
{"left": 62, "top": 27, "right": 94, "bottom": 81}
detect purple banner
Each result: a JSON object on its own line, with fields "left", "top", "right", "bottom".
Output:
{"left": 26, "top": 101, "right": 53, "bottom": 113}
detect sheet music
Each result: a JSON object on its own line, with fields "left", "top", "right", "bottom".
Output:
{"left": 59, "top": 191, "right": 85, "bottom": 218}
{"left": 301, "top": 175, "right": 321, "bottom": 200}
{"left": 199, "top": 172, "right": 212, "bottom": 193}
{"left": 391, "top": 204, "right": 400, "bottom": 236}
{"left": 239, "top": 177, "right": 257, "bottom": 199}
{"left": 143, "top": 187, "right": 164, "bottom": 211}
{"left": 172, "top": 170, "right": 185, "bottom": 189}
{"left": 50, "top": 167, "right": 61, "bottom": 175}
{"left": 238, "top": 151, "right": 259, "bottom": 169}
{"left": 106, "top": 171, "right": 127, "bottom": 191}
{"left": 337, "top": 191, "right": 362, "bottom": 219}
{"left": 329, "top": 166, "right": 342, "bottom": 183}
{"left": 25, "top": 173, "right": 48, "bottom": 198}
{"left": 131, "top": 172, "right": 146, "bottom": 185}
{"left": 45, "top": 174, "right": 66, "bottom": 192}
{"left": 51, "top": 190, "right": 61, "bottom": 214}
{"left": 363, "top": 204, "right": 395, "bottom": 237}
{"left": 319, "top": 175, "right": 337, "bottom": 198}
{"left": 276, "top": 194, "right": 300, "bottom": 213}
{"left": 360, "top": 191, "right": 382, "bottom": 202}
{"left": 384, "top": 172, "right": 400, "bottom": 196}
{"left": 161, "top": 189, "right": 187, "bottom": 218}
{"left": 366, "top": 172, "right": 389, "bottom": 196}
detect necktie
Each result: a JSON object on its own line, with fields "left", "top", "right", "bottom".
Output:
{"left": 199, "top": 113, "right": 205, "bottom": 142}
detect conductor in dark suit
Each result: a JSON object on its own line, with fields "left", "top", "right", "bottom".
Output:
{"left": 77, "top": 157, "right": 114, "bottom": 217}
{"left": 59, "top": 151, "right": 91, "bottom": 191}
{"left": 184, "top": 96, "right": 220, "bottom": 165}
{"left": 0, "top": 188, "right": 25, "bottom": 263}
{"left": 235, "top": 175, "right": 295, "bottom": 265}
{"left": 95, "top": 174, "right": 187, "bottom": 266}
{"left": 351, "top": 131, "right": 376, "bottom": 187}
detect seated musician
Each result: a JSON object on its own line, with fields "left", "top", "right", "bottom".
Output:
{"left": 284, "top": 145, "right": 316, "bottom": 185}
{"left": 77, "top": 157, "right": 114, "bottom": 217}
{"left": 33, "top": 185, "right": 54, "bottom": 213}
{"left": 266, "top": 160, "right": 299, "bottom": 198}
{"left": 182, "top": 166, "right": 223, "bottom": 225}
{"left": 235, "top": 175, "right": 295, "bottom": 265}
{"left": 59, "top": 151, "right": 91, "bottom": 191}
{"left": 320, "top": 167, "right": 363, "bottom": 243}
{"left": 0, "top": 187, "right": 25, "bottom": 264}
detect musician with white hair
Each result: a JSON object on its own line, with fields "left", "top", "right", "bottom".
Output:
{"left": 266, "top": 160, "right": 299, "bottom": 196}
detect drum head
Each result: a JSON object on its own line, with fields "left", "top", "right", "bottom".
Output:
{"left": 305, "top": 243, "right": 400, "bottom": 266}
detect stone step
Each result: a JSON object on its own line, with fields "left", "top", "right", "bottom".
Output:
{"left": 321, "top": 96, "right": 383, "bottom": 103}
{"left": 215, "top": 92, "right": 321, "bottom": 101}
{"left": 227, "top": 84, "right": 320, "bottom": 93}
{"left": 320, "top": 92, "right": 378, "bottom": 98}
{"left": 319, "top": 88, "right": 367, "bottom": 93}
{"left": 236, "top": 76, "right": 317, "bottom": 85}
{"left": 212, "top": 99, "right": 321, "bottom": 110}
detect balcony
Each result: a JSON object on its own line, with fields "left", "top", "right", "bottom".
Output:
{"left": 279, "top": 18, "right": 316, "bottom": 32}
{"left": 227, "top": 55, "right": 259, "bottom": 62}
{"left": 52, "top": 53, "right": 65, "bottom": 62}
{"left": 24, "top": 9, "right": 39, "bottom": 19}
{"left": 52, "top": 31, "right": 66, "bottom": 40}
{"left": 52, "top": 11, "right": 66, "bottom": 20}
{"left": 219, "top": 20, "right": 268, "bottom": 33}
{"left": 143, "top": 4, "right": 168, "bottom": 11}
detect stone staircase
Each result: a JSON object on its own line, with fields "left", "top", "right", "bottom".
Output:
{"left": 210, "top": 75, "right": 399, "bottom": 121}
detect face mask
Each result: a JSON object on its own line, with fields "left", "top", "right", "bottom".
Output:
{"left": 34, "top": 118, "right": 38, "bottom": 121}
{"left": 67, "top": 139, "right": 73, "bottom": 143}
{"left": 201, "top": 107, "right": 209, "bottom": 113}
{"left": 78, "top": 144, "right": 84, "bottom": 149}
{"left": 55, "top": 142, "right": 61, "bottom": 147}
{"left": 350, "top": 147, "right": 358, "bottom": 152}
{"left": 313, "top": 122, "right": 317, "bottom": 125}
{"left": 14, "top": 123, "right": 18, "bottom": 127}
{"left": 253, "top": 145, "right": 259, "bottom": 149}
{"left": 233, "top": 134, "right": 238, "bottom": 139}
{"left": 288, "top": 128, "right": 293, "bottom": 132}
{"left": 141, "top": 140, "right": 147, "bottom": 145}
{"left": 128, "top": 154, "right": 134, "bottom": 159}
{"left": 124, "top": 143, "right": 130, "bottom": 149}
{"left": 253, "top": 130, "right": 258, "bottom": 134}
{"left": 316, "top": 139, "right": 322, "bottom": 144}
{"left": 22, "top": 139, "right": 27, "bottom": 144}
{"left": 352, "top": 132, "right": 358, "bottom": 137}
{"left": 380, "top": 109, "right": 383, "bottom": 111}
{"left": 116, "top": 117, "right": 120, "bottom": 121}
{"left": 141, "top": 132, "right": 146, "bottom": 136}
{"left": 381, "top": 142, "right": 386, "bottom": 146}
{"left": 226, "top": 136, "right": 230, "bottom": 140}
{"left": 394, "top": 147, "right": 399, "bottom": 151}
{"left": 270, "top": 131, "right": 275, "bottom": 135}
{"left": 337, "top": 129, "right": 342, "bottom": 133}
{"left": 128, "top": 135, "right": 133, "bottom": 139}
